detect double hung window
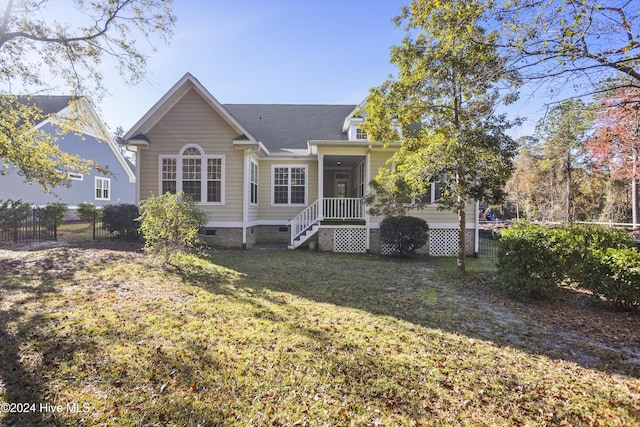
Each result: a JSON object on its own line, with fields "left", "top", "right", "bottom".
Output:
{"left": 160, "top": 145, "right": 224, "bottom": 204}
{"left": 249, "top": 160, "right": 258, "bottom": 205}
{"left": 95, "top": 177, "right": 110, "bottom": 200}
{"left": 272, "top": 166, "right": 307, "bottom": 205}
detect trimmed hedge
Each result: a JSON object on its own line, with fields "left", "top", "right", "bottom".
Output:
{"left": 497, "top": 222, "right": 640, "bottom": 310}
{"left": 587, "top": 247, "right": 640, "bottom": 310}
{"left": 553, "top": 224, "right": 633, "bottom": 286}
{"left": 380, "top": 216, "right": 429, "bottom": 257}
{"left": 102, "top": 204, "right": 140, "bottom": 238}
{"left": 497, "top": 222, "right": 562, "bottom": 300}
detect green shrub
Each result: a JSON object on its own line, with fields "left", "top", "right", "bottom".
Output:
{"left": 586, "top": 247, "right": 640, "bottom": 310}
{"left": 77, "top": 203, "right": 101, "bottom": 223}
{"left": 102, "top": 204, "right": 140, "bottom": 238}
{"left": 497, "top": 222, "right": 562, "bottom": 300}
{"left": 380, "top": 216, "right": 429, "bottom": 257}
{"left": 137, "top": 192, "right": 207, "bottom": 261}
{"left": 552, "top": 224, "right": 634, "bottom": 285}
{"left": 36, "top": 203, "right": 68, "bottom": 230}
{"left": 498, "top": 222, "right": 640, "bottom": 309}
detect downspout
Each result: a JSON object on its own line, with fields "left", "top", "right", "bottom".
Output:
{"left": 242, "top": 149, "right": 249, "bottom": 249}
{"left": 242, "top": 145, "right": 261, "bottom": 249}
{"left": 127, "top": 145, "right": 142, "bottom": 203}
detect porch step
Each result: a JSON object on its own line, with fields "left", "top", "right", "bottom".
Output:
{"left": 289, "top": 223, "right": 319, "bottom": 249}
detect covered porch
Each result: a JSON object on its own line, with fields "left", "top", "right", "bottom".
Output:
{"left": 290, "top": 154, "right": 368, "bottom": 248}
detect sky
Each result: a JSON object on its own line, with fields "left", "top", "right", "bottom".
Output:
{"left": 95, "top": 0, "right": 546, "bottom": 138}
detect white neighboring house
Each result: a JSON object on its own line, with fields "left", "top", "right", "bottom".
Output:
{"left": 124, "top": 73, "right": 478, "bottom": 255}
{"left": 0, "top": 96, "right": 136, "bottom": 218}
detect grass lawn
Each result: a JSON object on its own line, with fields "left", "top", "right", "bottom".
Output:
{"left": 0, "top": 244, "right": 639, "bottom": 426}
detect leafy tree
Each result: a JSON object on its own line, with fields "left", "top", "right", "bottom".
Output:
{"left": 364, "top": 0, "right": 520, "bottom": 274}
{"left": 587, "top": 87, "right": 640, "bottom": 224}
{"left": 535, "top": 99, "right": 595, "bottom": 222}
{"left": 505, "top": 136, "right": 542, "bottom": 220}
{"left": 507, "top": 135, "right": 623, "bottom": 223}
{"left": 137, "top": 192, "right": 207, "bottom": 262}
{"left": 0, "top": 0, "right": 175, "bottom": 189}
{"left": 493, "top": 0, "right": 640, "bottom": 94}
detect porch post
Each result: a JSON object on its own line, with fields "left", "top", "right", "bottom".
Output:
{"left": 365, "top": 151, "right": 371, "bottom": 252}
{"left": 318, "top": 154, "right": 324, "bottom": 220}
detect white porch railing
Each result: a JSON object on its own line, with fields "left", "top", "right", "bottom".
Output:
{"left": 290, "top": 199, "right": 320, "bottom": 246}
{"left": 323, "top": 198, "right": 365, "bottom": 220}
{"left": 289, "top": 198, "right": 365, "bottom": 247}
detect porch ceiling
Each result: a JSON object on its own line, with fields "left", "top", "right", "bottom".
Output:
{"left": 324, "top": 155, "right": 362, "bottom": 169}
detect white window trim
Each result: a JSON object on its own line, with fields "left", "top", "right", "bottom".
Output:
{"left": 249, "top": 159, "right": 258, "bottom": 206}
{"left": 271, "top": 164, "right": 308, "bottom": 206}
{"left": 95, "top": 177, "right": 111, "bottom": 201}
{"left": 158, "top": 144, "right": 225, "bottom": 205}
{"left": 355, "top": 125, "right": 368, "bottom": 141}
{"left": 416, "top": 176, "right": 447, "bottom": 205}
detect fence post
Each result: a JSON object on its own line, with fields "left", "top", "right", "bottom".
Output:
{"left": 13, "top": 210, "right": 18, "bottom": 243}
{"left": 93, "top": 210, "right": 97, "bottom": 240}
{"left": 53, "top": 211, "right": 57, "bottom": 241}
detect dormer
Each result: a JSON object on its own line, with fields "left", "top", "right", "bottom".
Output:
{"left": 343, "top": 102, "right": 369, "bottom": 142}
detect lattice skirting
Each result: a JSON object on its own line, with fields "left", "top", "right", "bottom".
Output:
{"left": 334, "top": 228, "right": 367, "bottom": 253}
{"left": 429, "top": 228, "right": 459, "bottom": 256}
{"left": 381, "top": 243, "right": 396, "bottom": 255}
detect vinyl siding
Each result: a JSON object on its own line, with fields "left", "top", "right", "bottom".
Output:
{"left": 256, "top": 159, "right": 318, "bottom": 222}
{"left": 138, "top": 88, "right": 244, "bottom": 222}
{"left": 368, "top": 150, "right": 475, "bottom": 226}
{"left": 0, "top": 123, "right": 134, "bottom": 207}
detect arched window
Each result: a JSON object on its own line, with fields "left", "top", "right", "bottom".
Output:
{"left": 159, "top": 145, "right": 225, "bottom": 204}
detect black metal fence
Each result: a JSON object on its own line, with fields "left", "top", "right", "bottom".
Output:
{"left": 86, "top": 209, "right": 140, "bottom": 241}
{"left": 477, "top": 226, "right": 500, "bottom": 258}
{"left": 88, "top": 210, "right": 113, "bottom": 240}
{"left": 0, "top": 209, "right": 57, "bottom": 244}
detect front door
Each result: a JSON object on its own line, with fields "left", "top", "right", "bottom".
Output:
{"left": 335, "top": 173, "right": 350, "bottom": 198}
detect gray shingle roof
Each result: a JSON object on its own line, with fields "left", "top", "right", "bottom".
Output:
{"left": 1, "top": 95, "right": 72, "bottom": 127}
{"left": 11, "top": 95, "right": 73, "bottom": 115}
{"left": 224, "top": 104, "right": 355, "bottom": 153}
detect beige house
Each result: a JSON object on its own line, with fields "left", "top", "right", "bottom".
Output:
{"left": 124, "top": 73, "right": 478, "bottom": 255}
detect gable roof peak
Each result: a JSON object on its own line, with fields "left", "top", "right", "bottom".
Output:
{"left": 124, "top": 73, "right": 258, "bottom": 143}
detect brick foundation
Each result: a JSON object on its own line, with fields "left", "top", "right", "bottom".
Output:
{"left": 202, "top": 224, "right": 476, "bottom": 255}
{"left": 201, "top": 225, "right": 290, "bottom": 249}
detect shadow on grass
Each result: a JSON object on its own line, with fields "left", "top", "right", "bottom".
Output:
{"left": 1, "top": 246, "right": 638, "bottom": 424}
{"left": 192, "top": 248, "right": 640, "bottom": 379}
{"left": 0, "top": 273, "right": 96, "bottom": 426}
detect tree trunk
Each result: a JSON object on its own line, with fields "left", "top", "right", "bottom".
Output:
{"left": 633, "top": 177, "right": 638, "bottom": 227}
{"left": 633, "top": 149, "right": 639, "bottom": 228}
{"left": 457, "top": 200, "right": 466, "bottom": 275}
{"left": 566, "top": 152, "right": 572, "bottom": 223}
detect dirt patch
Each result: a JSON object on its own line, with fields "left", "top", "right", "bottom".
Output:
{"left": 446, "top": 274, "right": 640, "bottom": 376}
